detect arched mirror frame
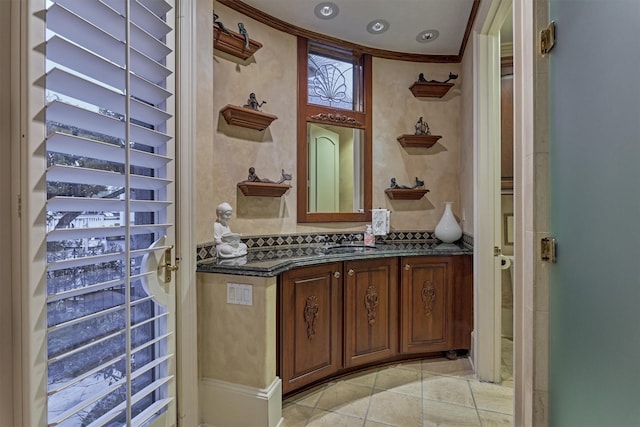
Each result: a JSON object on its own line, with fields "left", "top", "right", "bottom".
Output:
{"left": 296, "top": 37, "right": 372, "bottom": 223}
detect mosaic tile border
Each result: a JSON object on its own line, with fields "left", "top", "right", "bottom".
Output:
{"left": 196, "top": 230, "right": 471, "bottom": 263}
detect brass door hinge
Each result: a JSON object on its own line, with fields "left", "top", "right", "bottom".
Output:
{"left": 540, "top": 21, "right": 556, "bottom": 55}
{"left": 541, "top": 237, "right": 557, "bottom": 263}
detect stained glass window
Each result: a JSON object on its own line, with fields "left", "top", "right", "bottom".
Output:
{"left": 307, "top": 52, "right": 361, "bottom": 111}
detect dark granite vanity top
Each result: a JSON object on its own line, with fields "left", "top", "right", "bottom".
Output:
{"left": 196, "top": 241, "right": 472, "bottom": 277}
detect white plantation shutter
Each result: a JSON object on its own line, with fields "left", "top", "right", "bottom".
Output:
{"left": 44, "top": 1, "right": 176, "bottom": 426}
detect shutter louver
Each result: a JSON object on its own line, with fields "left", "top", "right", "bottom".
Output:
{"left": 45, "top": 1, "right": 175, "bottom": 425}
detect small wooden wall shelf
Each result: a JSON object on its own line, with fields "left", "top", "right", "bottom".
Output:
{"left": 397, "top": 134, "right": 442, "bottom": 149}
{"left": 384, "top": 188, "right": 430, "bottom": 200}
{"left": 409, "top": 82, "right": 454, "bottom": 98}
{"left": 238, "top": 182, "right": 291, "bottom": 197}
{"left": 220, "top": 104, "right": 278, "bottom": 131}
{"left": 214, "top": 27, "right": 262, "bottom": 61}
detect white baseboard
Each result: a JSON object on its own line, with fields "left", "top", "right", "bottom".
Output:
{"left": 199, "top": 377, "right": 282, "bottom": 427}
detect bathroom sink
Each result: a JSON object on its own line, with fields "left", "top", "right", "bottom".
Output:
{"left": 322, "top": 245, "right": 377, "bottom": 254}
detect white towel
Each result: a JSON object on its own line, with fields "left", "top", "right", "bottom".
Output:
{"left": 371, "top": 208, "right": 390, "bottom": 235}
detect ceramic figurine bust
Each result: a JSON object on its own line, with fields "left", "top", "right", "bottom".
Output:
{"left": 214, "top": 202, "right": 247, "bottom": 258}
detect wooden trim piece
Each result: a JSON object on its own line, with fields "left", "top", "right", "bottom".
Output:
{"left": 409, "top": 82, "right": 454, "bottom": 98}
{"left": 220, "top": 104, "right": 277, "bottom": 131}
{"left": 397, "top": 134, "right": 442, "bottom": 149}
{"left": 217, "top": 0, "right": 480, "bottom": 63}
{"left": 308, "top": 112, "right": 363, "bottom": 128}
{"left": 237, "top": 181, "right": 291, "bottom": 197}
{"left": 297, "top": 37, "right": 372, "bottom": 223}
{"left": 384, "top": 188, "right": 430, "bottom": 200}
{"left": 458, "top": 0, "right": 481, "bottom": 58}
{"left": 214, "top": 26, "right": 262, "bottom": 60}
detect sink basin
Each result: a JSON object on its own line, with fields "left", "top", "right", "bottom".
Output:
{"left": 322, "top": 245, "right": 377, "bottom": 254}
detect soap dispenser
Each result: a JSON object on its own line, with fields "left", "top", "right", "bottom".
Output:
{"left": 364, "top": 224, "right": 375, "bottom": 246}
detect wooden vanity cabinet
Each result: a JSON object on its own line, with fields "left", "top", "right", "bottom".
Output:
{"left": 279, "top": 254, "right": 472, "bottom": 395}
{"left": 400, "top": 255, "right": 472, "bottom": 355}
{"left": 280, "top": 263, "right": 343, "bottom": 395}
{"left": 343, "top": 258, "right": 398, "bottom": 368}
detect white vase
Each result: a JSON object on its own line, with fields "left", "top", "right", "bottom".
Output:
{"left": 434, "top": 202, "right": 462, "bottom": 243}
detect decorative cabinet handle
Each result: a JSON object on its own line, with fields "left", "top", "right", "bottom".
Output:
{"left": 334, "top": 271, "right": 340, "bottom": 279}
{"left": 404, "top": 264, "right": 411, "bottom": 271}
{"left": 348, "top": 269, "right": 355, "bottom": 276}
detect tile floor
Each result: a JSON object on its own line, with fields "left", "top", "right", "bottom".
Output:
{"left": 281, "top": 339, "right": 514, "bottom": 427}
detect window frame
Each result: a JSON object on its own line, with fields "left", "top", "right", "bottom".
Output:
{"left": 296, "top": 37, "right": 372, "bottom": 223}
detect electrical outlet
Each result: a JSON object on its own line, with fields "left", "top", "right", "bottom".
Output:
{"left": 227, "top": 283, "right": 253, "bottom": 306}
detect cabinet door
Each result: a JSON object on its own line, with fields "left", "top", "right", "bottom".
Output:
{"left": 400, "top": 256, "right": 453, "bottom": 354}
{"left": 343, "top": 258, "right": 398, "bottom": 368}
{"left": 280, "top": 263, "right": 342, "bottom": 394}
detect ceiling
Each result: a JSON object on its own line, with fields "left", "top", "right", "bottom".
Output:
{"left": 217, "top": 0, "right": 480, "bottom": 61}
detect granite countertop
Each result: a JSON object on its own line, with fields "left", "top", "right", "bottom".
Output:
{"left": 196, "top": 241, "right": 472, "bottom": 277}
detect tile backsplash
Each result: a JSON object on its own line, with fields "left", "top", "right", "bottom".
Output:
{"left": 197, "top": 231, "right": 473, "bottom": 262}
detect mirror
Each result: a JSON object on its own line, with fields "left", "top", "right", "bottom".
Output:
{"left": 297, "top": 119, "right": 371, "bottom": 223}
{"left": 307, "top": 123, "right": 363, "bottom": 213}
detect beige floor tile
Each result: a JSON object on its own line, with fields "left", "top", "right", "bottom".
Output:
{"left": 281, "top": 403, "right": 314, "bottom": 427}
{"left": 367, "top": 390, "right": 422, "bottom": 427}
{"left": 343, "top": 369, "right": 379, "bottom": 388}
{"left": 315, "top": 381, "right": 372, "bottom": 418}
{"left": 469, "top": 381, "right": 514, "bottom": 415}
{"left": 395, "top": 359, "right": 423, "bottom": 372}
{"left": 374, "top": 366, "right": 422, "bottom": 397}
{"left": 422, "top": 357, "right": 476, "bottom": 379}
{"left": 422, "top": 374, "right": 475, "bottom": 408}
{"left": 306, "top": 408, "right": 365, "bottom": 427}
{"left": 478, "top": 409, "right": 514, "bottom": 426}
{"left": 287, "top": 384, "right": 327, "bottom": 408}
{"left": 423, "top": 399, "right": 481, "bottom": 427}
{"left": 364, "top": 420, "right": 395, "bottom": 427}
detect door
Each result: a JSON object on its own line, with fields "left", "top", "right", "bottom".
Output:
{"left": 42, "top": 1, "right": 177, "bottom": 425}
{"left": 343, "top": 258, "right": 398, "bottom": 368}
{"left": 400, "top": 256, "right": 453, "bottom": 354}
{"left": 308, "top": 124, "right": 339, "bottom": 212}
{"left": 280, "top": 263, "right": 343, "bottom": 394}
{"left": 549, "top": 1, "right": 640, "bottom": 425}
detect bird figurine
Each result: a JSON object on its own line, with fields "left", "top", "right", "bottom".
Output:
{"left": 412, "top": 177, "right": 425, "bottom": 188}
{"left": 277, "top": 169, "right": 293, "bottom": 184}
{"left": 444, "top": 72, "right": 459, "bottom": 83}
{"left": 238, "top": 22, "right": 250, "bottom": 49}
{"left": 213, "top": 13, "right": 231, "bottom": 34}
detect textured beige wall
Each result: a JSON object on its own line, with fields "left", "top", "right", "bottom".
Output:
{"left": 199, "top": 3, "right": 464, "bottom": 243}
{"left": 201, "top": 3, "right": 298, "bottom": 240}
{"left": 460, "top": 41, "right": 475, "bottom": 235}
{"left": 372, "top": 58, "right": 462, "bottom": 231}
{"left": 197, "top": 273, "right": 278, "bottom": 389}
{"left": 196, "top": 0, "right": 217, "bottom": 248}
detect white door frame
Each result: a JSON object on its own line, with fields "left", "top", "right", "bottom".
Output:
{"left": 475, "top": 0, "right": 536, "bottom": 425}
{"left": 175, "top": 0, "right": 199, "bottom": 423}
{"left": 472, "top": 0, "right": 512, "bottom": 384}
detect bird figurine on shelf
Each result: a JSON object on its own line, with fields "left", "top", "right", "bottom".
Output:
{"left": 238, "top": 22, "right": 250, "bottom": 49}
{"left": 444, "top": 72, "right": 458, "bottom": 83}
{"left": 277, "top": 169, "right": 293, "bottom": 184}
{"left": 213, "top": 13, "right": 231, "bottom": 34}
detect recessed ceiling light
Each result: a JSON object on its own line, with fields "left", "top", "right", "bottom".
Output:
{"left": 367, "top": 19, "right": 390, "bottom": 34}
{"left": 416, "top": 29, "right": 440, "bottom": 43}
{"left": 314, "top": 2, "right": 339, "bottom": 20}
